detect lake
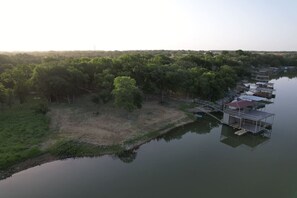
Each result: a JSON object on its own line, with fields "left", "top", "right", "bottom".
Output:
{"left": 0, "top": 76, "right": 297, "bottom": 198}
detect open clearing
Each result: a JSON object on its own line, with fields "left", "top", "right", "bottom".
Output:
{"left": 48, "top": 101, "right": 191, "bottom": 146}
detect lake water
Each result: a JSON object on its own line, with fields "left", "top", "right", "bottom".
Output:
{"left": 0, "top": 76, "right": 297, "bottom": 198}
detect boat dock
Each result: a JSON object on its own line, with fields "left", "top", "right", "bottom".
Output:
{"left": 189, "top": 78, "right": 276, "bottom": 137}
{"left": 234, "top": 129, "right": 247, "bottom": 136}
{"left": 190, "top": 106, "right": 223, "bottom": 123}
{"left": 187, "top": 99, "right": 225, "bottom": 123}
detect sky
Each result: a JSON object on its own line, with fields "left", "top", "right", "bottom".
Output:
{"left": 0, "top": 0, "right": 296, "bottom": 51}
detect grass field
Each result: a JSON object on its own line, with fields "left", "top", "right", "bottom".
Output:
{"left": 0, "top": 104, "right": 50, "bottom": 169}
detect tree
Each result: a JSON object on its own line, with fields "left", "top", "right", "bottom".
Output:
{"left": 1, "top": 65, "right": 32, "bottom": 104}
{"left": 65, "top": 66, "right": 88, "bottom": 103}
{"left": 0, "top": 83, "right": 6, "bottom": 106}
{"left": 6, "top": 89, "right": 14, "bottom": 107}
{"left": 200, "top": 71, "right": 223, "bottom": 100}
{"left": 217, "top": 65, "right": 237, "bottom": 91}
{"left": 75, "top": 61, "right": 97, "bottom": 90}
{"left": 182, "top": 67, "right": 206, "bottom": 98}
{"left": 95, "top": 69, "right": 115, "bottom": 103}
{"left": 112, "top": 76, "right": 143, "bottom": 111}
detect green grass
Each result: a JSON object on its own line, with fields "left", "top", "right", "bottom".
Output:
{"left": 178, "top": 102, "right": 197, "bottom": 120}
{"left": 49, "top": 140, "right": 123, "bottom": 157}
{"left": 0, "top": 104, "right": 50, "bottom": 169}
{"left": 0, "top": 101, "right": 125, "bottom": 170}
{"left": 178, "top": 102, "right": 196, "bottom": 111}
{"left": 124, "top": 123, "right": 175, "bottom": 145}
{"left": 124, "top": 131, "right": 161, "bottom": 146}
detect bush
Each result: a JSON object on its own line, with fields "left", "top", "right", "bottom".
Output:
{"left": 91, "top": 94, "right": 100, "bottom": 104}
{"left": 33, "top": 100, "right": 49, "bottom": 114}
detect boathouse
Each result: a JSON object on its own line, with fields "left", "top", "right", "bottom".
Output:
{"left": 222, "top": 100, "right": 275, "bottom": 134}
{"left": 243, "top": 82, "right": 275, "bottom": 99}
{"left": 252, "top": 69, "right": 272, "bottom": 82}
{"left": 254, "top": 86, "right": 275, "bottom": 99}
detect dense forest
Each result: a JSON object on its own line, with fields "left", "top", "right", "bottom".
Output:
{"left": 0, "top": 50, "right": 296, "bottom": 110}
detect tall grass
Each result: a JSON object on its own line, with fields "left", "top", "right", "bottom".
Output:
{"left": 49, "top": 140, "right": 123, "bottom": 158}
{"left": 0, "top": 104, "right": 50, "bottom": 169}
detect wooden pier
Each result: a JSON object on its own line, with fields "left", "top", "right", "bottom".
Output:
{"left": 191, "top": 106, "right": 223, "bottom": 123}
{"left": 188, "top": 99, "right": 224, "bottom": 123}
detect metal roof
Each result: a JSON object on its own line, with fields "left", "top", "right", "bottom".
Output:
{"left": 224, "top": 109, "right": 275, "bottom": 121}
{"left": 239, "top": 95, "right": 268, "bottom": 102}
{"left": 226, "top": 100, "right": 254, "bottom": 109}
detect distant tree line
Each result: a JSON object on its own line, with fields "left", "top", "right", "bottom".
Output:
{"left": 0, "top": 50, "right": 296, "bottom": 110}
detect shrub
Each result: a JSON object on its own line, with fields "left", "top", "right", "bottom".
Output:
{"left": 33, "top": 100, "right": 49, "bottom": 114}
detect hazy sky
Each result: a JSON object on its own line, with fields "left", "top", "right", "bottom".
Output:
{"left": 1, "top": 0, "right": 296, "bottom": 51}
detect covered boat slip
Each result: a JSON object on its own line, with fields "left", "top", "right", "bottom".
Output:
{"left": 256, "top": 82, "right": 274, "bottom": 89}
{"left": 253, "top": 76, "right": 270, "bottom": 82}
{"left": 243, "top": 82, "right": 275, "bottom": 99}
{"left": 223, "top": 109, "right": 275, "bottom": 133}
{"left": 256, "top": 87, "right": 275, "bottom": 93}
{"left": 239, "top": 95, "right": 268, "bottom": 102}
{"left": 238, "top": 95, "right": 273, "bottom": 106}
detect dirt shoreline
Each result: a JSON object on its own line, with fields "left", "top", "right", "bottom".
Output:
{"left": 0, "top": 101, "right": 195, "bottom": 181}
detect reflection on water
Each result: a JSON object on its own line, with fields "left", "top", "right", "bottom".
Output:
{"left": 160, "top": 116, "right": 221, "bottom": 142}
{"left": 220, "top": 125, "right": 270, "bottom": 150}
{"left": 118, "top": 113, "right": 273, "bottom": 164}
{"left": 117, "top": 150, "right": 137, "bottom": 163}
{"left": 116, "top": 117, "right": 221, "bottom": 164}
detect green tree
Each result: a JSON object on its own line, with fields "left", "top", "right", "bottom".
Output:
{"left": 6, "top": 89, "right": 14, "bottom": 107}
{"left": 182, "top": 67, "right": 206, "bottom": 98}
{"left": 1, "top": 65, "right": 32, "bottom": 104}
{"left": 0, "top": 83, "right": 6, "bottom": 105}
{"left": 200, "top": 71, "right": 223, "bottom": 100}
{"left": 217, "top": 65, "right": 237, "bottom": 91}
{"left": 65, "top": 66, "right": 88, "bottom": 103}
{"left": 32, "top": 65, "right": 70, "bottom": 102}
{"left": 112, "top": 76, "right": 143, "bottom": 111}
{"left": 95, "top": 69, "right": 115, "bottom": 103}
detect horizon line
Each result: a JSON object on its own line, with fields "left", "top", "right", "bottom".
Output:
{"left": 1, "top": 49, "right": 297, "bottom": 53}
